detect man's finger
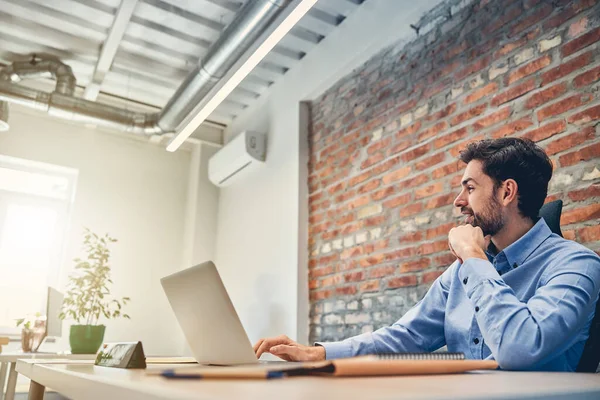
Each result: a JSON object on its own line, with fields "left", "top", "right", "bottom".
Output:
{"left": 253, "top": 339, "right": 264, "bottom": 353}
{"left": 270, "top": 345, "right": 301, "bottom": 361}
{"left": 255, "top": 337, "right": 290, "bottom": 359}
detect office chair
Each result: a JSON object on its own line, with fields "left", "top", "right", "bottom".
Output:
{"left": 539, "top": 200, "right": 600, "bottom": 373}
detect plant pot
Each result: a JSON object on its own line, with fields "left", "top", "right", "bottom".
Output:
{"left": 69, "top": 325, "right": 106, "bottom": 354}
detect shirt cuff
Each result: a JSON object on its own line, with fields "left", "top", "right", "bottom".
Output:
{"left": 314, "top": 341, "right": 353, "bottom": 360}
{"left": 458, "top": 257, "right": 500, "bottom": 297}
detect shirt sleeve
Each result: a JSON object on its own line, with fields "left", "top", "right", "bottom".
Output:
{"left": 458, "top": 252, "right": 600, "bottom": 370}
{"left": 316, "top": 262, "right": 455, "bottom": 360}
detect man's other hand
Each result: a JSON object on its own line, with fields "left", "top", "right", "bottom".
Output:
{"left": 253, "top": 335, "right": 326, "bottom": 361}
{"left": 448, "top": 224, "right": 489, "bottom": 262}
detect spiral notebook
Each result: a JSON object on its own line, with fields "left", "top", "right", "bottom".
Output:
{"left": 157, "top": 353, "right": 498, "bottom": 380}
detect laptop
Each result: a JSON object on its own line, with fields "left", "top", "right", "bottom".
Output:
{"left": 161, "top": 261, "right": 273, "bottom": 365}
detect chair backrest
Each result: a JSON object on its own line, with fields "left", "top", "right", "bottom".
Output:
{"left": 539, "top": 200, "right": 600, "bottom": 372}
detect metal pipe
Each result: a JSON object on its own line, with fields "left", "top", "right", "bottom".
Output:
{"left": 157, "top": 0, "right": 290, "bottom": 132}
{"left": 1, "top": 58, "right": 76, "bottom": 96}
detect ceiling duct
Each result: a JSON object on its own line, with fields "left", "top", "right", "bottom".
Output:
{"left": 0, "top": 0, "right": 291, "bottom": 137}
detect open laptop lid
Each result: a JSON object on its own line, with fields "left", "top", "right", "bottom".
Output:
{"left": 160, "top": 261, "right": 258, "bottom": 365}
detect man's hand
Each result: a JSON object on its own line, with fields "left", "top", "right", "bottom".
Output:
{"left": 448, "top": 225, "right": 490, "bottom": 263}
{"left": 253, "top": 335, "right": 326, "bottom": 362}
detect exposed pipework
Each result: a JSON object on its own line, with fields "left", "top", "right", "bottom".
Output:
{"left": 0, "top": 0, "right": 291, "bottom": 138}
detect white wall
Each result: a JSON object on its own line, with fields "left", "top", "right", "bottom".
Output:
{"left": 0, "top": 106, "right": 190, "bottom": 356}
{"left": 214, "top": 0, "right": 446, "bottom": 345}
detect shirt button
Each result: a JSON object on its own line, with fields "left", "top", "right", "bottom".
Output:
{"left": 463, "top": 277, "right": 468, "bottom": 284}
{"left": 475, "top": 306, "right": 480, "bottom": 312}
{"left": 473, "top": 338, "right": 480, "bottom": 345}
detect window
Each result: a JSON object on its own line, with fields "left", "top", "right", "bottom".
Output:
{"left": 0, "top": 155, "right": 77, "bottom": 335}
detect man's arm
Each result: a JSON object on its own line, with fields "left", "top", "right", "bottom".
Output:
{"left": 459, "top": 251, "right": 600, "bottom": 370}
{"left": 317, "top": 263, "right": 454, "bottom": 359}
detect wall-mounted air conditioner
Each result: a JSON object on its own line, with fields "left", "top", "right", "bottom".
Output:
{"left": 208, "top": 131, "right": 266, "bottom": 187}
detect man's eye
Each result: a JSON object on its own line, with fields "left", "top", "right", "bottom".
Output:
{"left": 467, "top": 187, "right": 474, "bottom": 193}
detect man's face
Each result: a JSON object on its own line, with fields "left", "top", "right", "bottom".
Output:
{"left": 453, "top": 160, "right": 505, "bottom": 236}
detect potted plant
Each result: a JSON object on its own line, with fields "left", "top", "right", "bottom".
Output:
{"left": 59, "top": 228, "right": 131, "bottom": 354}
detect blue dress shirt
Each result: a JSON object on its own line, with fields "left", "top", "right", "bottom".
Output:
{"left": 318, "top": 219, "right": 600, "bottom": 371}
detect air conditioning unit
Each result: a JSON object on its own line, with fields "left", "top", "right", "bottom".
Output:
{"left": 208, "top": 131, "right": 266, "bottom": 187}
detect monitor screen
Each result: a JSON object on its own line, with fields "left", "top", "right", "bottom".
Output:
{"left": 46, "top": 287, "right": 64, "bottom": 338}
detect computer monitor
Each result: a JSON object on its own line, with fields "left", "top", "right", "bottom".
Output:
{"left": 45, "top": 287, "right": 63, "bottom": 338}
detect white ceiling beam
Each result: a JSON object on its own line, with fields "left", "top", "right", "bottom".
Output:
{"left": 84, "top": 0, "right": 139, "bottom": 101}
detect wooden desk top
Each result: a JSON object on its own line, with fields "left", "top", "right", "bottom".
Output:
{"left": 16, "top": 360, "right": 600, "bottom": 400}
{"left": 0, "top": 352, "right": 95, "bottom": 363}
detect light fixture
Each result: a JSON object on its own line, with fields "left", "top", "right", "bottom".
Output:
{"left": 0, "top": 101, "right": 9, "bottom": 132}
{"left": 166, "top": 0, "right": 319, "bottom": 152}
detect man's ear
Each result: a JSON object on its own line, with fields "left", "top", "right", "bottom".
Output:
{"left": 501, "top": 179, "right": 518, "bottom": 206}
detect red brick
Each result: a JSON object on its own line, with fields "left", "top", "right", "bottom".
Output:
{"left": 450, "top": 104, "right": 488, "bottom": 126}
{"left": 327, "top": 182, "right": 345, "bottom": 195}
{"left": 491, "top": 117, "right": 534, "bottom": 139}
{"left": 399, "top": 203, "right": 423, "bottom": 217}
{"left": 382, "top": 166, "right": 411, "bottom": 185}
{"left": 396, "top": 121, "right": 422, "bottom": 140}
{"left": 422, "top": 270, "right": 444, "bottom": 284}
{"left": 360, "top": 254, "right": 385, "bottom": 268}
{"left": 401, "top": 144, "right": 431, "bottom": 163}
{"left": 320, "top": 275, "right": 342, "bottom": 288}
{"left": 398, "top": 173, "right": 429, "bottom": 189}
{"left": 383, "top": 193, "right": 412, "bottom": 209}
{"left": 419, "top": 240, "right": 448, "bottom": 255}
{"left": 424, "top": 193, "right": 456, "bottom": 210}
{"left": 418, "top": 122, "right": 449, "bottom": 142}
{"left": 335, "top": 285, "right": 357, "bottom": 296}
{"left": 371, "top": 186, "right": 397, "bottom": 201}
{"left": 371, "top": 157, "right": 401, "bottom": 177}
{"left": 387, "top": 140, "right": 412, "bottom": 157}
{"left": 387, "top": 275, "right": 418, "bottom": 288}
{"left": 384, "top": 248, "right": 417, "bottom": 262}
{"left": 425, "top": 103, "right": 458, "bottom": 122}
{"left": 310, "top": 289, "right": 333, "bottom": 301}
{"left": 464, "top": 83, "right": 499, "bottom": 104}
{"left": 455, "top": 56, "right": 491, "bottom": 81}
{"left": 545, "top": 127, "right": 596, "bottom": 156}
{"left": 335, "top": 189, "right": 356, "bottom": 204}
{"left": 522, "top": 120, "right": 567, "bottom": 142}
{"left": 415, "top": 153, "right": 446, "bottom": 171}
{"left": 394, "top": 99, "right": 418, "bottom": 115}
{"left": 561, "top": 203, "right": 600, "bottom": 225}
{"left": 415, "top": 182, "right": 444, "bottom": 199}
{"left": 309, "top": 212, "right": 325, "bottom": 225}
{"left": 563, "top": 229, "right": 577, "bottom": 241}
{"left": 543, "top": 0, "right": 596, "bottom": 30}
{"left": 361, "top": 153, "right": 385, "bottom": 169}
{"left": 318, "top": 254, "right": 339, "bottom": 265}
{"left": 357, "top": 179, "right": 380, "bottom": 194}
{"left": 491, "top": 78, "right": 537, "bottom": 107}
{"left": 567, "top": 104, "right": 600, "bottom": 125}
{"left": 508, "top": 4, "right": 553, "bottom": 37}
{"left": 368, "top": 265, "right": 396, "bottom": 278}
{"left": 578, "top": 225, "right": 600, "bottom": 242}
{"left": 434, "top": 128, "right": 469, "bottom": 150}
{"left": 562, "top": 27, "right": 600, "bottom": 57}
{"left": 435, "top": 252, "right": 458, "bottom": 267}
{"left": 432, "top": 161, "right": 461, "bottom": 179}
{"left": 486, "top": 4, "right": 522, "bottom": 37}
{"left": 525, "top": 82, "right": 568, "bottom": 109}
{"left": 400, "top": 258, "right": 431, "bottom": 273}
{"left": 537, "top": 94, "right": 592, "bottom": 121}
{"left": 399, "top": 232, "right": 423, "bottom": 243}
{"left": 560, "top": 142, "right": 600, "bottom": 167}
{"left": 506, "top": 55, "right": 552, "bottom": 85}
{"left": 367, "top": 137, "right": 392, "bottom": 155}
{"left": 541, "top": 52, "right": 593, "bottom": 86}
{"left": 308, "top": 279, "right": 318, "bottom": 290}
{"left": 426, "top": 222, "right": 458, "bottom": 240}
{"left": 344, "top": 271, "right": 365, "bottom": 283}
{"left": 569, "top": 184, "right": 600, "bottom": 202}
{"left": 494, "top": 36, "right": 527, "bottom": 59}
{"left": 359, "top": 280, "right": 380, "bottom": 292}
{"left": 574, "top": 65, "right": 600, "bottom": 88}
{"left": 342, "top": 130, "right": 361, "bottom": 145}
{"left": 309, "top": 265, "right": 335, "bottom": 279}
{"left": 423, "top": 78, "right": 452, "bottom": 98}
{"left": 335, "top": 212, "right": 355, "bottom": 226}
{"left": 347, "top": 195, "right": 370, "bottom": 210}
{"left": 472, "top": 107, "right": 512, "bottom": 130}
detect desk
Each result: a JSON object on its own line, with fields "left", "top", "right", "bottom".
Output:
{"left": 15, "top": 359, "right": 600, "bottom": 400}
{"left": 0, "top": 353, "right": 94, "bottom": 400}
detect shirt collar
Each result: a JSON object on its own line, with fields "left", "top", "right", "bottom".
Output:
{"left": 499, "top": 218, "right": 553, "bottom": 269}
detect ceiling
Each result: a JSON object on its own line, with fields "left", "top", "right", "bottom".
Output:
{"left": 0, "top": 0, "right": 366, "bottom": 131}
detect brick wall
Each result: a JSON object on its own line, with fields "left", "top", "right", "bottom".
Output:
{"left": 308, "top": 0, "right": 600, "bottom": 343}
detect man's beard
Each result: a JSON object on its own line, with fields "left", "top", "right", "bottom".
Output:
{"left": 462, "top": 194, "right": 505, "bottom": 236}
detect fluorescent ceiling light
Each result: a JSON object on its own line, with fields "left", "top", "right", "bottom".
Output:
{"left": 166, "top": 0, "right": 319, "bottom": 152}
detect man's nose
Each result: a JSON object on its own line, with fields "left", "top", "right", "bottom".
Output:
{"left": 454, "top": 191, "right": 467, "bottom": 208}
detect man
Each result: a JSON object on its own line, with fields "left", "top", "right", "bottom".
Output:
{"left": 254, "top": 138, "right": 600, "bottom": 371}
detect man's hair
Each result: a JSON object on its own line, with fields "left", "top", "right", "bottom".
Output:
{"left": 459, "top": 137, "right": 553, "bottom": 220}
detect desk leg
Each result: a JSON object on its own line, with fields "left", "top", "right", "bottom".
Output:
{"left": 0, "top": 361, "right": 7, "bottom": 400}
{"left": 27, "top": 381, "right": 44, "bottom": 400}
{"left": 4, "top": 363, "right": 16, "bottom": 400}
